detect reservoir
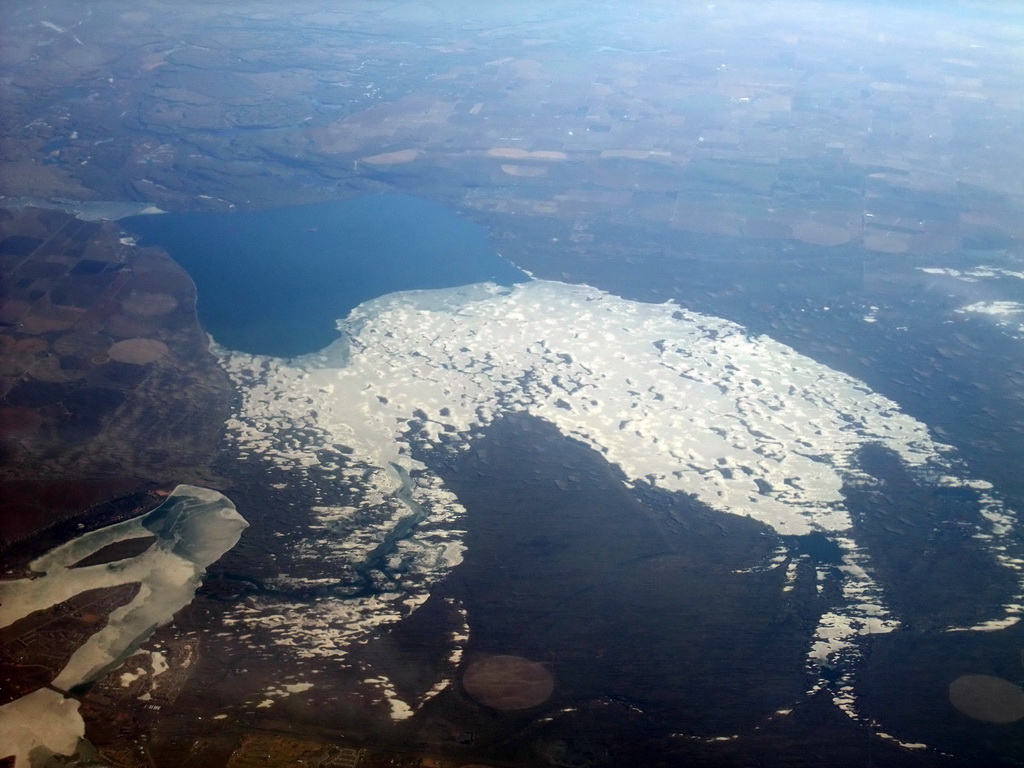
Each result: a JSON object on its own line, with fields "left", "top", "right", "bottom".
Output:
{"left": 120, "top": 194, "right": 527, "bottom": 358}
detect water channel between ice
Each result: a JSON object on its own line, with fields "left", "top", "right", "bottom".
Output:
{"left": 357, "top": 462, "right": 429, "bottom": 574}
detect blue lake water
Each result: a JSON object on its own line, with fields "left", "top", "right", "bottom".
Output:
{"left": 120, "top": 194, "right": 527, "bottom": 357}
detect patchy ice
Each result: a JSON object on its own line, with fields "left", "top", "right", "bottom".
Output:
{"left": 224, "top": 281, "right": 949, "bottom": 535}
{"left": 957, "top": 300, "right": 1024, "bottom": 339}
{"left": 218, "top": 279, "right": 1020, "bottom": 738}
{"left": 919, "top": 265, "right": 1024, "bottom": 339}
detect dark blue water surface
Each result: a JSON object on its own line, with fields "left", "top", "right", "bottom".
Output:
{"left": 120, "top": 194, "right": 526, "bottom": 358}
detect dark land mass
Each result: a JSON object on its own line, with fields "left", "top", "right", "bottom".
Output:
{"left": 69, "top": 533, "right": 158, "bottom": 569}
{"left": 0, "top": 582, "right": 141, "bottom": 705}
{"left": 859, "top": 624, "right": 1024, "bottom": 767}
{"left": 0, "top": 206, "right": 233, "bottom": 550}
{"left": 844, "top": 444, "right": 1016, "bottom": 631}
